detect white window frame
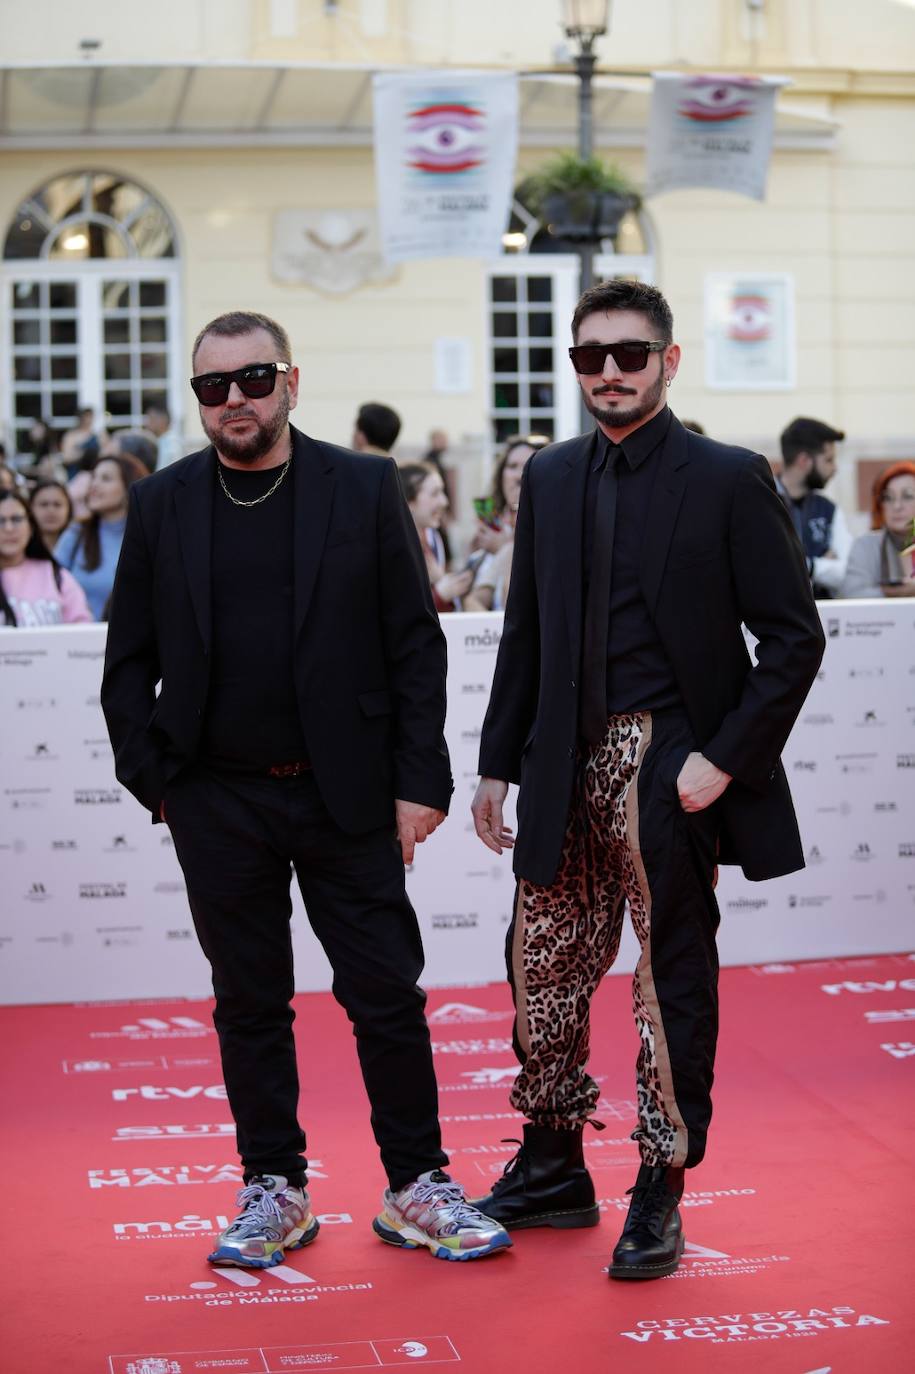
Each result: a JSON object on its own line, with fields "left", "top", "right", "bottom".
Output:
{"left": 1, "top": 257, "right": 184, "bottom": 449}
{"left": 483, "top": 254, "right": 581, "bottom": 448}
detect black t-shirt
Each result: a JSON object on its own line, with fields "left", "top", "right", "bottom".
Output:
{"left": 200, "top": 458, "right": 308, "bottom": 770}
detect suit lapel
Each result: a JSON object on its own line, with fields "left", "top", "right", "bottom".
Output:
{"left": 558, "top": 431, "right": 597, "bottom": 670}
{"left": 640, "top": 416, "right": 690, "bottom": 616}
{"left": 292, "top": 427, "right": 335, "bottom": 641}
{"left": 175, "top": 449, "right": 214, "bottom": 651}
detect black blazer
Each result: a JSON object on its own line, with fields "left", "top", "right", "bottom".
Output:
{"left": 101, "top": 426, "right": 453, "bottom": 829}
{"left": 479, "top": 414, "right": 826, "bottom": 886}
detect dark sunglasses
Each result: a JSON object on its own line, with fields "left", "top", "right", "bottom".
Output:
{"left": 568, "top": 340, "right": 667, "bottom": 375}
{"left": 189, "top": 361, "right": 290, "bottom": 407}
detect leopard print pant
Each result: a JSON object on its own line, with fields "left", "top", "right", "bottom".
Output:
{"left": 508, "top": 712, "right": 689, "bottom": 1168}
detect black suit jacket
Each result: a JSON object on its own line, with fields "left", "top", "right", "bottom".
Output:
{"left": 479, "top": 414, "right": 826, "bottom": 886}
{"left": 101, "top": 426, "right": 452, "bottom": 829}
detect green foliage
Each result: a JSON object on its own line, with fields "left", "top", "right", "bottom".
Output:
{"left": 518, "top": 153, "right": 641, "bottom": 217}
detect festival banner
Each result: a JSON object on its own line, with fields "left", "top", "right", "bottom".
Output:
{"left": 372, "top": 69, "right": 519, "bottom": 263}
{"left": 704, "top": 271, "right": 796, "bottom": 390}
{"left": 645, "top": 72, "right": 787, "bottom": 201}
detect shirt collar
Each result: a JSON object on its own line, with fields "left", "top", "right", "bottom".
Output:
{"left": 594, "top": 405, "right": 672, "bottom": 472}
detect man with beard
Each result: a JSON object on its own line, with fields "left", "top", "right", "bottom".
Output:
{"left": 469, "top": 280, "right": 824, "bottom": 1280}
{"left": 102, "top": 311, "right": 510, "bottom": 1269}
{"left": 776, "top": 416, "right": 849, "bottom": 598}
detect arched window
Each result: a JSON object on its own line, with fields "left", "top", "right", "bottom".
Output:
{"left": 3, "top": 170, "right": 182, "bottom": 458}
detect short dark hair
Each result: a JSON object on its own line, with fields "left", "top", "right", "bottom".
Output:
{"left": 397, "top": 462, "right": 436, "bottom": 505}
{"left": 192, "top": 311, "right": 292, "bottom": 368}
{"left": 571, "top": 279, "right": 674, "bottom": 343}
{"left": 145, "top": 400, "right": 170, "bottom": 422}
{"left": 357, "top": 402, "right": 402, "bottom": 452}
{"left": 779, "top": 417, "right": 845, "bottom": 466}
{"left": 113, "top": 429, "right": 158, "bottom": 473}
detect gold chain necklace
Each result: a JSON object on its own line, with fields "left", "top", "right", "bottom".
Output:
{"left": 217, "top": 445, "right": 293, "bottom": 508}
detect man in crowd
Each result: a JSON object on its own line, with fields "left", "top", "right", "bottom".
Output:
{"left": 776, "top": 416, "right": 850, "bottom": 598}
{"left": 470, "top": 279, "right": 824, "bottom": 1280}
{"left": 102, "top": 310, "right": 510, "bottom": 1269}
{"left": 352, "top": 401, "right": 401, "bottom": 457}
{"left": 144, "top": 400, "right": 183, "bottom": 469}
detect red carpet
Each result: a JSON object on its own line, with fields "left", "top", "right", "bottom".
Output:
{"left": 4, "top": 953, "right": 912, "bottom": 1373}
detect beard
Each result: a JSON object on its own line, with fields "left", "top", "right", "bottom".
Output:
{"left": 805, "top": 463, "right": 827, "bottom": 492}
{"left": 583, "top": 365, "right": 665, "bottom": 430}
{"left": 202, "top": 391, "right": 290, "bottom": 464}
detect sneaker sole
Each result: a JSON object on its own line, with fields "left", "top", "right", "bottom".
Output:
{"left": 608, "top": 1233, "right": 685, "bottom": 1281}
{"left": 372, "top": 1214, "right": 512, "bottom": 1262}
{"left": 207, "top": 1216, "right": 320, "bottom": 1268}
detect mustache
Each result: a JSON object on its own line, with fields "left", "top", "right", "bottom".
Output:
{"left": 219, "top": 410, "right": 260, "bottom": 424}
{"left": 592, "top": 385, "right": 637, "bottom": 397}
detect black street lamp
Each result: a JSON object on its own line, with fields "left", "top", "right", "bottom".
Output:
{"left": 560, "top": 0, "right": 610, "bottom": 166}
{"left": 560, "top": 1, "right": 611, "bottom": 424}
{"left": 560, "top": 0, "right": 611, "bottom": 297}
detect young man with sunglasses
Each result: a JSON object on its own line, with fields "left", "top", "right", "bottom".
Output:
{"left": 471, "top": 279, "right": 824, "bottom": 1280}
{"left": 102, "top": 310, "right": 510, "bottom": 1269}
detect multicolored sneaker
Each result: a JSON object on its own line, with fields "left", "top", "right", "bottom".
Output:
{"left": 373, "top": 1169, "right": 512, "bottom": 1262}
{"left": 207, "top": 1174, "right": 319, "bottom": 1268}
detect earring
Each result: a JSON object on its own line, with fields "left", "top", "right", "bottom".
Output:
{"left": 665, "top": 377, "right": 672, "bottom": 388}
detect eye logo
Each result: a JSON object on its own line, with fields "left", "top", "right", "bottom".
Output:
{"left": 394, "top": 1343, "right": 429, "bottom": 1359}
{"left": 407, "top": 102, "right": 485, "bottom": 175}
{"left": 725, "top": 294, "right": 772, "bottom": 342}
{"left": 678, "top": 79, "right": 755, "bottom": 124}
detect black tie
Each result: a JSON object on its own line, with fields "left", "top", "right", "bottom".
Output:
{"left": 580, "top": 443, "right": 622, "bottom": 746}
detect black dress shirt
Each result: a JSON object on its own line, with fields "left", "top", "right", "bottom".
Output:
{"left": 582, "top": 406, "right": 682, "bottom": 716}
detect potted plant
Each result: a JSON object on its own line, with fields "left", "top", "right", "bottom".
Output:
{"left": 517, "top": 152, "right": 641, "bottom": 246}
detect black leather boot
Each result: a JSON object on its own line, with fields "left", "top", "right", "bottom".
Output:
{"left": 608, "top": 1163, "right": 685, "bottom": 1280}
{"left": 470, "top": 1123, "right": 599, "bottom": 1230}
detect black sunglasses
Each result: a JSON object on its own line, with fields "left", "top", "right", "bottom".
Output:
{"left": 189, "top": 362, "right": 290, "bottom": 407}
{"left": 568, "top": 340, "right": 667, "bottom": 375}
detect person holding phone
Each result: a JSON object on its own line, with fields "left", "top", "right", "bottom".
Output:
{"left": 467, "top": 434, "right": 550, "bottom": 612}
{"left": 841, "top": 462, "right": 915, "bottom": 598}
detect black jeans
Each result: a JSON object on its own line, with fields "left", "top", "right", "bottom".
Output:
{"left": 165, "top": 766, "right": 447, "bottom": 1191}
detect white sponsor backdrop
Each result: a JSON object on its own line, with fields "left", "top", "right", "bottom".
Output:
{"left": 1, "top": 603, "right": 913, "bottom": 1005}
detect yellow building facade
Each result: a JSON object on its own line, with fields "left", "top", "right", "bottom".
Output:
{"left": 1, "top": 0, "right": 913, "bottom": 525}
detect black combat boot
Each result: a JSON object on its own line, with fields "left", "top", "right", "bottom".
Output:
{"left": 608, "top": 1163, "right": 685, "bottom": 1279}
{"left": 470, "top": 1123, "right": 599, "bottom": 1230}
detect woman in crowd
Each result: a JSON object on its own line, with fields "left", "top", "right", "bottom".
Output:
{"left": 841, "top": 461, "right": 915, "bottom": 598}
{"left": 30, "top": 480, "right": 74, "bottom": 554}
{"left": 0, "top": 461, "right": 20, "bottom": 493}
{"left": 469, "top": 433, "right": 550, "bottom": 611}
{"left": 20, "top": 419, "right": 66, "bottom": 483}
{"left": 0, "top": 488, "right": 92, "bottom": 626}
{"left": 55, "top": 452, "right": 146, "bottom": 620}
{"left": 398, "top": 461, "right": 475, "bottom": 612}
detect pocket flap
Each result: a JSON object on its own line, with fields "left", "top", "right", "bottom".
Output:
{"left": 358, "top": 688, "right": 393, "bottom": 717}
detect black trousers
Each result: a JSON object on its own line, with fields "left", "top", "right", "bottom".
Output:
{"left": 164, "top": 766, "right": 448, "bottom": 1191}
{"left": 507, "top": 708, "right": 720, "bottom": 1168}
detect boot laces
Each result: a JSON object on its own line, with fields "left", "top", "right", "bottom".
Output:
{"left": 497, "top": 1137, "right": 525, "bottom": 1180}
{"left": 626, "top": 1177, "right": 675, "bottom": 1236}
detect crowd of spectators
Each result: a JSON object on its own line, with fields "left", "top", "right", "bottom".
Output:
{"left": 2, "top": 399, "right": 913, "bottom": 631}
{"left": 0, "top": 407, "right": 171, "bottom": 625}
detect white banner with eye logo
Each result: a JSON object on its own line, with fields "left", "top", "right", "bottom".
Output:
{"left": 704, "top": 271, "right": 796, "bottom": 390}
{"left": 645, "top": 71, "right": 787, "bottom": 201}
{"left": 372, "top": 69, "right": 519, "bottom": 263}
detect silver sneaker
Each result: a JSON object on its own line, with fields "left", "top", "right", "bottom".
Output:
{"left": 208, "top": 1174, "right": 319, "bottom": 1268}
{"left": 373, "top": 1169, "right": 512, "bottom": 1261}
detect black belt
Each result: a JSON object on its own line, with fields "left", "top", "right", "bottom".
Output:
{"left": 265, "top": 760, "right": 312, "bottom": 778}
